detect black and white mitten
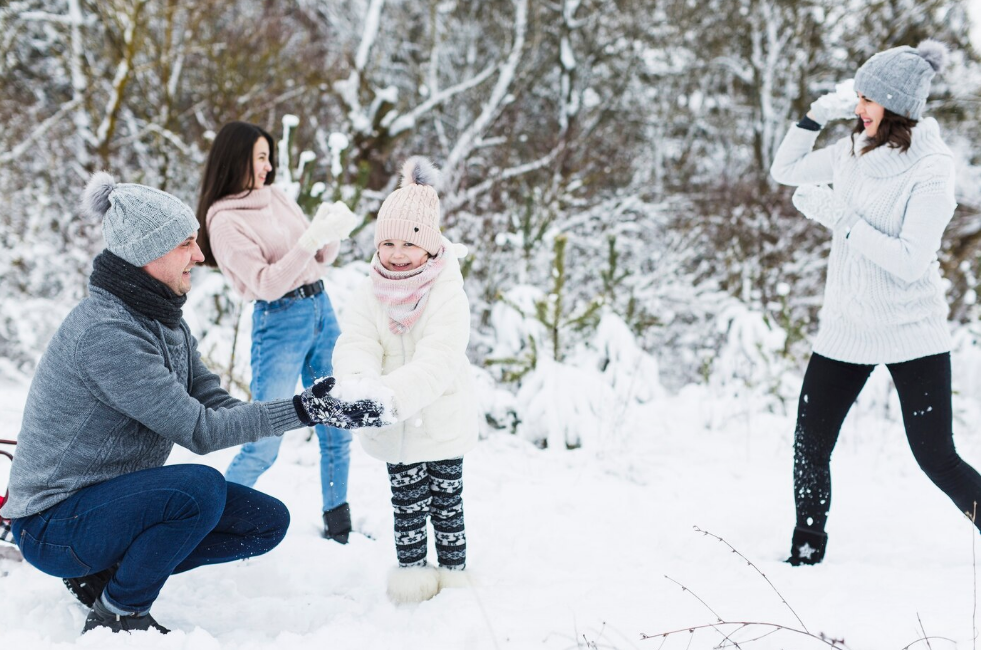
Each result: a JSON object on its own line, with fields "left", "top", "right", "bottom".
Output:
{"left": 293, "top": 376, "right": 388, "bottom": 429}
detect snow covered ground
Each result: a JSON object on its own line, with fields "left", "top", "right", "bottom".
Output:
{"left": 2, "top": 374, "right": 981, "bottom": 650}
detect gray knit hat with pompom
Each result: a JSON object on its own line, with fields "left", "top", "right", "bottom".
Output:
{"left": 374, "top": 157, "right": 442, "bottom": 255}
{"left": 854, "top": 40, "right": 949, "bottom": 120}
{"left": 81, "top": 171, "right": 199, "bottom": 266}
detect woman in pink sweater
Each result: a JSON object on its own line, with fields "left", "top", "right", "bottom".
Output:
{"left": 195, "top": 121, "right": 360, "bottom": 543}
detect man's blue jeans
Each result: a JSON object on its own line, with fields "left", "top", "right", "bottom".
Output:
{"left": 225, "top": 291, "right": 352, "bottom": 512}
{"left": 11, "top": 464, "right": 288, "bottom": 614}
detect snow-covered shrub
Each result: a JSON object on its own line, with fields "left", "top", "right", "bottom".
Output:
{"left": 707, "top": 300, "right": 798, "bottom": 421}
{"left": 514, "top": 357, "right": 617, "bottom": 450}
{"left": 185, "top": 269, "right": 253, "bottom": 400}
{"left": 951, "top": 324, "right": 981, "bottom": 429}
{"left": 486, "top": 294, "right": 663, "bottom": 449}
{"left": 472, "top": 365, "right": 518, "bottom": 437}
{"left": 571, "top": 311, "right": 664, "bottom": 406}
{"left": 484, "top": 284, "right": 548, "bottom": 382}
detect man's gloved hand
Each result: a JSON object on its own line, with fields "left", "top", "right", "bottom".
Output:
{"left": 293, "top": 376, "right": 389, "bottom": 429}
{"left": 807, "top": 79, "right": 857, "bottom": 126}
{"left": 791, "top": 184, "right": 860, "bottom": 234}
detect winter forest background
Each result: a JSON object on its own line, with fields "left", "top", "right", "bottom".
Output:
{"left": 5, "top": 1, "right": 981, "bottom": 648}
{"left": 3, "top": 0, "right": 981, "bottom": 445}
{"left": 4, "top": 1, "right": 981, "bottom": 450}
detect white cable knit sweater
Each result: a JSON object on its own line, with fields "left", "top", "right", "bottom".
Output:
{"left": 770, "top": 118, "right": 957, "bottom": 364}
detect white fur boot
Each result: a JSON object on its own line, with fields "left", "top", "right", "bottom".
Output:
{"left": 437, "top": 566, "right": 471, "bottom": 589}
{"left": 386, "top": 564, "right": 440, "bottom": 604}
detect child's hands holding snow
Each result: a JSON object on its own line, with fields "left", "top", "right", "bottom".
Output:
{"left": 808, "top": 79, "right": 857, "bottom": 126}
{"left": 331, "top": 377, "right": 397, "bottom": 428}
{"left": 313, "top": 201, "right": 360, "bottom": 242}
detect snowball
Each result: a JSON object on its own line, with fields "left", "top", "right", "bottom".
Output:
{"left": 332, "top": 376, "right": 397, "bottom": 426}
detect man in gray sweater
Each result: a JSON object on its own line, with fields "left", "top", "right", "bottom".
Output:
{"left": 0, "top": 172, "right": 385, "bottom": 635}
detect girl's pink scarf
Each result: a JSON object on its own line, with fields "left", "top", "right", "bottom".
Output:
{"left": 370, "top": 246, "right": 447, "bottom": 334}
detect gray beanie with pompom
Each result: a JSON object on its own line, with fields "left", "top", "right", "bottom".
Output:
{"left": 854, "top": 40, "right": 949, "bottom": 120}
{"left": 82, "top": 171, "right": 199, "bottom": 266}
{"left": 374, "top": 157, "right": 442, "bottom": 256}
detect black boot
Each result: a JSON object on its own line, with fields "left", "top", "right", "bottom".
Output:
{"left": 786, "top": 526, "right": 828, "bottom": 566}
{"left": 323, "top": 503, "right": 352, "bottom": 544}
{"left": 82, "top": 597, "right": 170, "bottom": 635}
{"left": 64, "top": 565, "right": 116, "bottom": 607}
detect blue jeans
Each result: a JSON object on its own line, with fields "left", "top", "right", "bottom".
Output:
{"left": 12, "top": 464, "right": 288, "bottom": 614}
{"left": 225, "top": 291, "right": 352, "bottom": 512}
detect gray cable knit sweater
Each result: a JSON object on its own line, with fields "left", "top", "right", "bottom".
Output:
{"left": 770, "top": 117, "right": 956, "bottom": 364}
{"left": 0, "top": 286, "right": 303, "bottom": 519}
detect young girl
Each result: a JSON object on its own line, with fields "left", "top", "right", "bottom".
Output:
{"left": 331, "top": 157, "right": 478, "bottom": 603}
{"left": 196, "top": 121, "right": 361, "bottom": 543}
{"left": 770, "top": 40, "right": 981, "bottom": 564}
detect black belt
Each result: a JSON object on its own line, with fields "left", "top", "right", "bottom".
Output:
{"left": 280, "top": 280, "right": 324, "bottom": 300}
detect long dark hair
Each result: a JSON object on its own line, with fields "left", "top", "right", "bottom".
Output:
{"left": 850, "top": 110, "right": 916, "bottom": 156}
{"left": 196, "top": 121, "right": 276, "bottom": 267}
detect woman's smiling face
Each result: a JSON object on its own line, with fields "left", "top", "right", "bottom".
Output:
{"left": 855, "top": 93, "right": 886, "bottom": 137}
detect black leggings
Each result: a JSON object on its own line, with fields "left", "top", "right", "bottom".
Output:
{"left": 794, "top": 352, "right": 981, "bottom": 533}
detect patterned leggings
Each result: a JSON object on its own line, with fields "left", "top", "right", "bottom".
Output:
{"left": 387, "top": 458, "right": 466, "bottom": 570}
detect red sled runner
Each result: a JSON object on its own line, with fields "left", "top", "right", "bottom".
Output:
{"left": 0, "top": 438, "right": 21, "bottom": 562}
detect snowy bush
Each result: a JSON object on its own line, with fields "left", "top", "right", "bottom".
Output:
{"left": 585, "top": 311, "right": 663, "bottom": 406}
{"left": 472, "top": 365, "right": 519, "bottom": 437}
{"left": 484, "top": 284, "right": 548, "bottom": 382}
{"left": 514, "top": 357, "right": 617, "bottom": 451}
{"left": 950, "top": 324, "right": 981, "bottom": 430}
{"left": 184, "top": 269, "right": 253, "bottom": 400}
{"left": 706, "top": 300, "right": 798, "bottom": 423}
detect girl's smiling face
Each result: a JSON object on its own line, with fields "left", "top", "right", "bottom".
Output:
{"left": 378, "top": 239, "right": 430, "bottom": 272}
{"left": 855, "top": 93, "right": 886, "bottom": 137}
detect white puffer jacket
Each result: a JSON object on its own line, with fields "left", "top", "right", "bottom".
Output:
{"left": 332, "top": 242, "right": 478, "bottom": 464}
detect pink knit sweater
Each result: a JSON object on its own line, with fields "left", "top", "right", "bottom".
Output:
{"left": 206, "top": 186, "right": 339, "bottom": 302}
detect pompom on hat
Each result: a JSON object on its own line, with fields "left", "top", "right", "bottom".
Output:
{"left": 81, "top": 171, "right": 199, "bottom": 266}
{"left": 854, "top": 39, "right": 949, "bottom": 120}
{"left": 374, "top": 157, "right": 442, "bottom": 256}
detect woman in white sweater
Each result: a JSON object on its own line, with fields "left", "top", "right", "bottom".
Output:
{"left": 332, "top": 157, "right": 478, "bottom": 604}
{"left": 770, "top": 40, "right": 981, "bottom": 565}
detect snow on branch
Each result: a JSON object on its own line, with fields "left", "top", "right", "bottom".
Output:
{"left": 17, "top": 10, "right": 94, "bottom": 25}
{"left": 334, "top": 0, "right": 386, "bottom": 131}
{"left": 0, "top": 97, "right": 84, "bottom": 163}
{"left": 388, "top": 62, "right": 499, "bottom": 137}
{"left": 111, "top": 121, "right": 194, "bottom": 157}
{"left": 447, "top": 145, "right": 563, "bottom": 213}
{"left": 95, "top": 1, "right": 147, "bottom": 157}
{"left": 442, "top": 0, "right": 528, "bottom": 191}
{"left": 355, "top": 0, "right": 384, "bottom": 72}
{"left": 710, "top": 55, "right": 754, "bottom": 85}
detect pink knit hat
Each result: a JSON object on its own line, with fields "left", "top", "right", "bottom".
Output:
{"left": 375, "top": 157, "right": 442, "bottom": 255}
